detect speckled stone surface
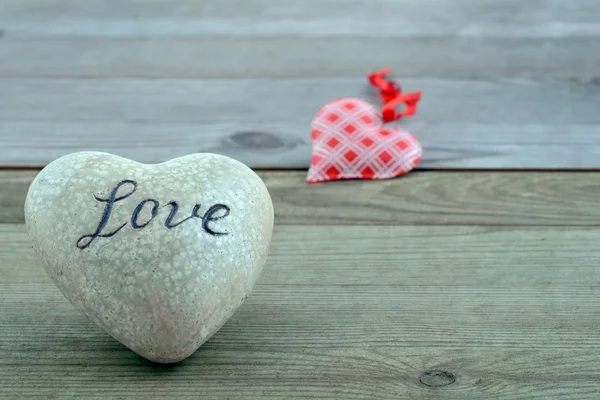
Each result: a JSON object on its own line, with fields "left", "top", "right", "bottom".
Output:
{"left": 24, "top": 152, "right": 274, "bottom": 363}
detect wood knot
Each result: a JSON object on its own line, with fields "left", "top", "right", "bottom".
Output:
{"left": 227, "top": 131, "right": 287, "bottom": 150}
{"left": 419, "top": 370, "right": 455, "bottom": 388}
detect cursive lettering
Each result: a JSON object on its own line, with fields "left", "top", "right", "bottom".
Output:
{"left": 202, "top": 204, "right": 231, "bottom": 236}
{"left": 164, "top": 201, "right": 200, "bottom": 229}
{"left": 77, "top": 180, "right": 230, "bottom": 249}
{"left": 131, "top": 199, "right": 159, "bottom": 229}
{"left": 76, "top": 180, "right": 136, "bottom": 249}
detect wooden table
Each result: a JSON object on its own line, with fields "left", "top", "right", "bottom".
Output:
{"left": 2, "top": 1, "right": 600, "bottom": 399}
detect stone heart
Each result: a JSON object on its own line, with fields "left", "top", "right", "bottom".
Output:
{"left": 306, "top": 98, "right": 422, "bottom": 183}
{"left": 24, "top": 152, "right": 274, "bottom": 363}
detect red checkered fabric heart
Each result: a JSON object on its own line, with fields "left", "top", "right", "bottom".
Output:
{"left": 307, "top": 98, "right": 422, "bottom": 183}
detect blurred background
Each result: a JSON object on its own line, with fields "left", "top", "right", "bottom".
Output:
{"left": 1, "top": 0, "right": 599, "bottom": 169}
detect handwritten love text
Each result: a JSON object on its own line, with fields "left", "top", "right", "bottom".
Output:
{"left": 76, "top": 180, "right": 230, "bottom": 249}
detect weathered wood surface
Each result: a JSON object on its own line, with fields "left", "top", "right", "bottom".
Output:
{"left": 2, "top": 170, "right": 600, "bottom": 226}
{"left": 1, "top": 0, "right": 600, "bottom": 168}
{"left": 1, "top": 78, "right": 600, "bottom": 168}
{"left": 2, "top": 0, "right": 600, "bottom": 397}
{"left": 3, "top": 0, "right": 599, "bottom": 38}
{"left": 3, "top": 36, "right": 599, "bottom": 80}
{"left": 2, "top": 222, "right": 600, "bottom": 399}
{"left": 2, "top": 38, "right": 599, "bottom": 80}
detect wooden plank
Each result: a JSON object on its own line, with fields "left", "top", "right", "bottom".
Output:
{"left": 260, "top": 171, "right": 600, "bottom": 226}
{"left": 0, "top": 170, "right": 30, "bottom": 224}
{"left": 2, "top": 0, "right": 598, "bottom": 80}
{"left": 3, "top": 0, "right": 600, "bottom": 38}
{"left": 4, "top": 0, "right": 600, "bottom": 36}
{"left": 2, "top": 170, "right": 600, "bottom": 226}
{"left": 2, "top": 37, "right": 599, "bottom": 79}
{"left": 1, "top": 78, "right": 599, "bottom": 168}
{"left": 2, "top": 223, "right": 600, "bottom": 398}
{"left": 4, "top": 223, "right": 600, "bottom": 286}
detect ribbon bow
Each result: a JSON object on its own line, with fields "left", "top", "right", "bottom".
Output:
{"left": 368, "top": 68, "right": 422, "bottom": 123}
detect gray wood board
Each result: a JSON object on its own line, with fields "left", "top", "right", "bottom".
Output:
{"left": 2, "top": 223, "right": 600, "bottom": 399}
{"left": 2, "top": 170, "right": 600, "bottom": 226}
{"left": 3, "top": 0, "right": 600, "bottom": 38}
{"left": 1, "top": 37, "right": 599, "bottom": 79}
{"left": 2, "top": 0, "right": 598, "bottom": 80}
{"left": 2, "top": 78, "right": 600, "bottom": 168}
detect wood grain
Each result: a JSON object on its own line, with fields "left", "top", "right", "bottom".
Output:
{"left": 2, "top": 0, "right": 599, "bottom": 398}
{"left": 4, "top": 0, "right": 599, "bottom": 37}
{"left": 2, "top": 37, "right": 599, "bottom": 79}
{"left": 2, "top": 0, "right": 599, "bottom": 80}
{"left": 0, "top": 171, "right": 30, "bottom": 224}
{"left": 2, "top": 170, "right": 600, "bottom": 226}
{"left": 2, "top": 0, "right": 599, "bottom": 170}
{"left": 4, "top": 223, "right": 600, "bottom": 287}
{"left": 0, "top": 33, "right": 600, "bottom": 80}
{"left": 2, "top": 78, "right": 599, "bottom": 168}
{"left": 2, "top": 223, "right": 600, "bottom": 399}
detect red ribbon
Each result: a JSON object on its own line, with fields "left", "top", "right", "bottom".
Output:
{"left": 368, "top": 68, "right": 422, "bottom": 123}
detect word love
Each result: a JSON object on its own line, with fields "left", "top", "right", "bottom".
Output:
{"left": 77, "top": 180, "right": 230, "bottom": 250}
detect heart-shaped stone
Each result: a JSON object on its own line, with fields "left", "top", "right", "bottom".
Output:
{"left": 307, "top": 98, "right": 422, "bottom": 183}
{"left": 24, "top": 152, "right": 274, "bottom": 363}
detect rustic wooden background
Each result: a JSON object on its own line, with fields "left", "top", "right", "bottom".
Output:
{"left": 1, "top": 1, "right": 600, "bottom": 399}
{"left": 2, "top": 0, "right": 600, "bottom": 168}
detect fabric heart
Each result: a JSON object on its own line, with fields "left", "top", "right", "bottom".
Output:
{"left": 307, "top": 98, "right": 422, "bottom": 183}
{"left": 24, "top": 152, "right": 274, "bottom": 363}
